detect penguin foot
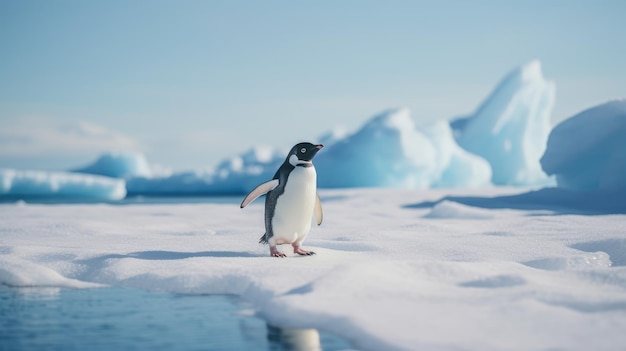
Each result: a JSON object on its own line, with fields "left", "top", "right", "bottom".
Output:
{"left": 270, "top": 247, "right": 287, "bottom": 258}
{"left": 293, "top": 246, "right": 316, "bottom": 256}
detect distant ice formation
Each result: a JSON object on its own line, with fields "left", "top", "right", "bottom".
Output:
{"left": 211, "top": 145, "right": 283, "bottom": 192}
{"left": 316, "top": 108, "right": 437, "bottom": 188}
{"left": 126, "top": 146, "right": 284, "bottom": 195}
{"left": 315, "top": 109, "right": 491, "bottom": 189}
{"left": 541, "top": 99, "right": 626, "bottom": 191}
{"left": 420, "top": 121, "right": 492, "bottom": 188}
{"left": 6, "top": 62, "right": 626, "bottom": 201}
{"left": 453, "top": 60, "right": 555, "bottom": 186}
{"left": 74, "top": 152, "right": 152, "bottom": 178}
{"left": 119, "top": 108, "right": 492, "bottom": 194}
{"left": 0, "top": 169, "right": 126, "bottom": 201}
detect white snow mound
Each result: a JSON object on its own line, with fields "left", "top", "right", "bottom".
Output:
{"left": 424, "top": 200, "right": 494, "bottom": 219}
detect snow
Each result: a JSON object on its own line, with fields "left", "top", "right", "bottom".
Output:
{"left": 0, "top": 169, "right": 126, "bottom": 201}
{"left": 453, "top": 60, "right": 555, "bottom": 186}
{"left": 2, "top": 187, "right": 626, "bottom": 351}
{"left": 541, "top": 99, "right": 626, "bottom": 191}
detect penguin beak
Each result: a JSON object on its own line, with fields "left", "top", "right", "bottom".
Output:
{"left": 315, "top": 144, "right": 324, "bottom": 150}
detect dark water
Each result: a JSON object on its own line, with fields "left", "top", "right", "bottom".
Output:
{"left": 0, "top": 286, "right": 354, "bottom": 351}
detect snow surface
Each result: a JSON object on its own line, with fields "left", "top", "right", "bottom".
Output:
{"left": 0, "top": 169, "right": 126, "bottom": 201}
{"left": 453, "top": 60, "right": 555, "bottom": 186}
{"left": 541, "top": 99, "right": 626, "bottom": 191}
{"left": 2, "top": 187, "right": 626, "bottom": 351}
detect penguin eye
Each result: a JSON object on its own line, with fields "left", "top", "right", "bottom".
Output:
{"left": 300, "top": 148, "right": 307, "bottom": 153}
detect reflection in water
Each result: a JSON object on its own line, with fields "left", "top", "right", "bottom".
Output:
{"left": 267, "top": 325, "right": 322, "bottom": 351}
{"left": 1, "top": 286, "right": 355, "bottom": 351}
{"left": 9, "top": 286, "right": 61, "bottom": 300}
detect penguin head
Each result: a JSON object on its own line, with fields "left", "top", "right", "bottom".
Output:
{"left": 288, "top": 142, "right": 324, "bottom": 166}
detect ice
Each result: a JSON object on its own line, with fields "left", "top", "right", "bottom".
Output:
{"left": 420, "top": 121, "right": 492, "bottom": 188}
{"left": 74, "top": 152, "right": 152, "bottom": 178}
{"left": 1, "top": 187, "right": 626, "bottom": 351}
{"left": 315, "top": 109, "right": 490, "bottom": 189}
{"left": 316, "top": 127, "right": 348, "bottom": 147}
{"left": 124, "top": 109, "right": 491, "bottom": 194}
{"left": 62, "top": 60, "right": 566, "bottom": 194}
{"left": 125, "top": 146, "right": 284, "bottom": 195}
{"left": 126, "top": 170, "right": 216, "bottom": 195}
{"left": 453, "top": 60, "right": 555, "bottom": 186}
{"left": 0, "top": 169, "right": 127, "bottom": 201}
{"left": 315, "top": 108, "right": 438, "bottom": 188}
{"left": 540, "top": 99, "right": 626, "bottom": 191}
{"left": 25, "top": 63, "right": 621, "bottom": 197}
{"left": 211, "top": 145, "right": 283, "bottom": 193}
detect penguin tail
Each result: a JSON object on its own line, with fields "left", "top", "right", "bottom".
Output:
{"left": 259, "top": 233, "right": 269, "bottom": 244}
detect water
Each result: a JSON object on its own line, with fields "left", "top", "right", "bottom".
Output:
{"left": 0, "top": 286, "right": 354, "bottom": 351}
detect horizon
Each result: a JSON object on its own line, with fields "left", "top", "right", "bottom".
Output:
{"left": 1, "top": 0, "right": 625, "bottom": 172}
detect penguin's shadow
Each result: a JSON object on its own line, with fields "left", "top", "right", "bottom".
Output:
{"left": 74, "top": 250, "right": 262, "bottom": 283}
{"left": 78, "top": 250, "right": 262, "bottom": 268}
{"left": 128, "top": 250, "right": 262, "bottom": 259}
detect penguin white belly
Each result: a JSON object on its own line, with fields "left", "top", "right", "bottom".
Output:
{"left": 271, "top": 166, "right": 317, "bottom": 245}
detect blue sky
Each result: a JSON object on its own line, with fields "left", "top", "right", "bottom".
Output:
{"left": 1, "top": 0, "right": 624, "bottom": 171}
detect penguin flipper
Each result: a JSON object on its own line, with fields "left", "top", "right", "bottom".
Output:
{"left": 240, "top": 179, "right": 279, "bottom": 208}
{"left": 314, "top": 193, "right": 323, "bottom": 225}
{"left": 259, "top": 233, "right": 269, "bottom": 244}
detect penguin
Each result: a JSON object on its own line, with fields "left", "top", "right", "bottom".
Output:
{"left": 240, "top": 142, "right": 324, "bottom": 257}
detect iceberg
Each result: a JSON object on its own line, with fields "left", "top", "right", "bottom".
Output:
{"left": 540, "top": 99, "right": 626, "bottom": 191}
{"left": 315, "top": 108, "right": 438, "bottom": 188}
{"left": 0, "top": 169, "right": 126, "bottom": 201}
{"left": 315, "top": 109, "right": 491, "bottom": 189}
{"left": 126, "top": 146, "right": 284, "bottom": 195}
{"left": 211, "top": 145, "right": 283, "bottom": 192}
{"left": 420, "top": 121, "right": 492, "bottom": 188}
{"left": 119, "top": 109, "right": 492, "bottom": 194}
{"left": 453, "top": 60, "right": 555, "bottom": 186}
{"left": 74, "top": 152, "right": 152, "bottom": 179}
{"left": 126, "top": 170, "right": 216, "bottom": 195}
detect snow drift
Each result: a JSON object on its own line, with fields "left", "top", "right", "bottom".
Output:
{"left": 453, "top": 60, "right": 555, "bottom": 186}
{"left": 541, "top": 99, "right": 626, "bottom": 191}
